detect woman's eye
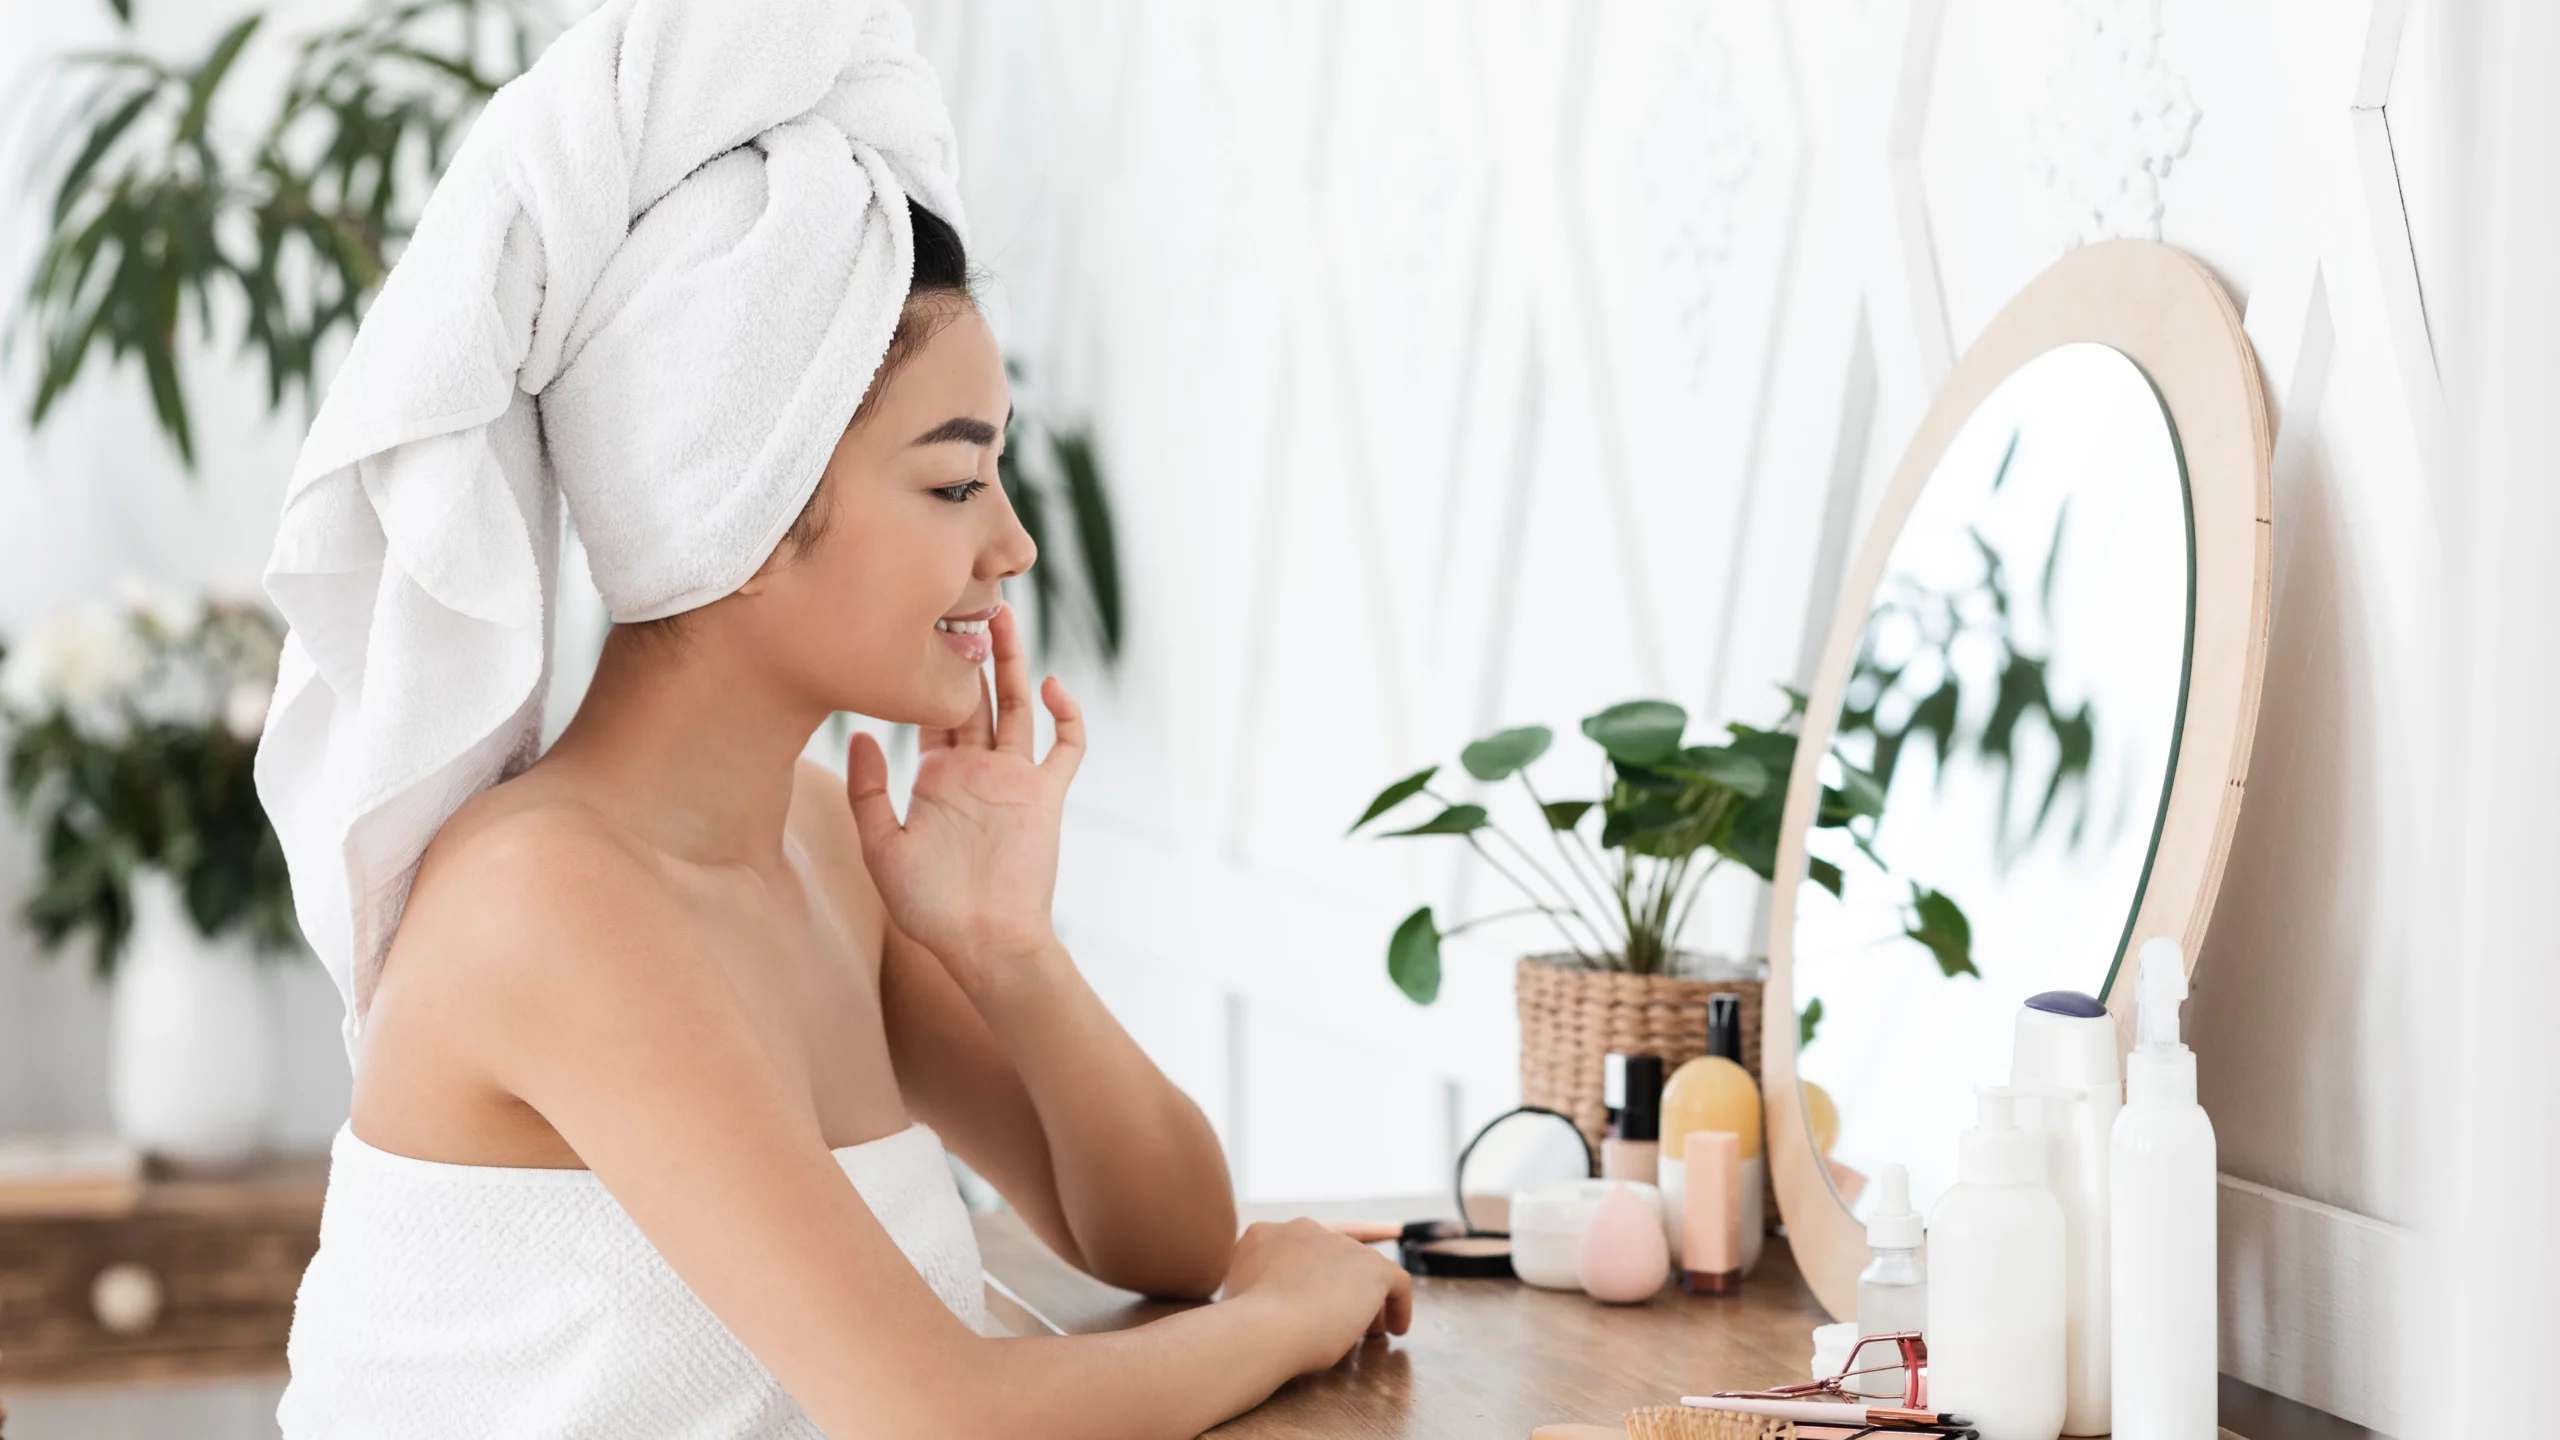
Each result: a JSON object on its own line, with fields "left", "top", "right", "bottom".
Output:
{"left": 932, "top": 478, "right": 988, "bottom": 504}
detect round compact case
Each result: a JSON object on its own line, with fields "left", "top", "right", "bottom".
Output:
{"left": 1398, "top": 1106, "right": 1597, "bottom": 1279}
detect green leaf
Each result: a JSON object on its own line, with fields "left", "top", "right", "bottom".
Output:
{"left": 1580, "top": 699, "right": 1686, "bottom": 766}
{"left": 1349, "top": 765, "right": 1437, "bottom": 834}
{"left": 1539, "top": 799, "right": 1594, "bottom": 831}
{"left": 52, "top": 85, "right": 155, "bottom": 226}
{"left": 1664, "top": 744, "right": 1768, "bottom": 798}
{"left": 1460, "top": 725, "right": 1551, "bottom": 782}
{"left": 1903, "top": 884, "right": 1979, "bottom": 979}
{"left": 1798, "top": 996, "right": 1824, "bottom": 1050}
{"left": 1807, "top": 856, "right": 1844, "bottom": 898}
{"left": 1387, "top": 905, "right": 1442, "bottom": 1005}
{"left": 178, "top": 14, "right": 264, "bottom": 146}
{"left": 1819, "top": 761, "right": 1886, "bottom": 827}
{"left": 1382, "top": 803, "right": 1488, "bottom": 838}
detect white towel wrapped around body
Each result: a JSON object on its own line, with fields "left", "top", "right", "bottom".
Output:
{"left": 256, "top": 0, "right": 964, "bottom": 1057}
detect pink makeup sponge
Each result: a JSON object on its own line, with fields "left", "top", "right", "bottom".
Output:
{"left": 1576, "top": 1181, "right": 1669, "bottom": 1303}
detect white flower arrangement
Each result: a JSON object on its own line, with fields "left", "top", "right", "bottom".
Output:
{"left": 1, "top": 583, "right": 295, "bottom": 973}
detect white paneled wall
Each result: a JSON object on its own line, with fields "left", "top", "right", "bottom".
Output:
{"left": 914, "top": 1, "right": 2442, "bottom": 1427}
{"left": 0, "top": 0, "right": 2484, "bottom": 1429}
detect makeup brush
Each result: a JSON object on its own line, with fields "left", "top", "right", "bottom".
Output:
{"left": 1623, "top": 1406, "right": 1792, "bottom": 1439}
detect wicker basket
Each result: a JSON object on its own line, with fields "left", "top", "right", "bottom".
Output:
{"left": 1515, "top": 953, "right": 1766, "bottom": 1156}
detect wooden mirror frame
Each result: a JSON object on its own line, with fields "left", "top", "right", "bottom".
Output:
{"left": 1762, "top": 240, "right": 2273, "bottom": 1318}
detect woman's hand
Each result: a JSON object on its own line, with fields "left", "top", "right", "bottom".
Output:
{"left": 845, "top": 603, "right": 1083, "bottom": 989}
{"left": 1221, "top": 1219, "right": 1414, "bottom": 1374}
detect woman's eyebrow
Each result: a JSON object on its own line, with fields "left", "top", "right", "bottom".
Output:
{"left": 909, "top": 414, "right": 1006, "bottom": 447}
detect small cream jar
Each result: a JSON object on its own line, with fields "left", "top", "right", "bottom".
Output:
{"left": 1507, "top": 1179, "right": 1621, "bottom": 1290}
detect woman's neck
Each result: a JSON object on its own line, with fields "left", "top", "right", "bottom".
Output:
{"left": 538, "top": 625, "right": 828, "bottom": 868}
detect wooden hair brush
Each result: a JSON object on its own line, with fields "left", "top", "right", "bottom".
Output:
{"left": 1624, "top": 1406, "right": 1794, "bottom": 1440}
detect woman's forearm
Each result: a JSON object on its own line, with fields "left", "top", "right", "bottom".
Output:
{"left": 932, "top": 1298, "right": 1316, "bottom": 1440}
{"left": 965, "top": 942, "right": 1237, "bottom": 1296}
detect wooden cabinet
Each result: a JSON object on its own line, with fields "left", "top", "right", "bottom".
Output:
{"left": 0, "top": 1157, "right": 323, "bottom": 1387}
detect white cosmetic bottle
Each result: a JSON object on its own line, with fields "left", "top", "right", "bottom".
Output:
{"left": 1852, "top": 1162, "right": 1926, "bottom": 1399}
{"left": 2012, "top": 991, "right": 2120, "bottom": 1435}
{"left": 2110, "top": 939, "right": 2218, "bottom": 1440}
{"left": 1926, "top": 1087, "right": 2065, "bottom": 1440}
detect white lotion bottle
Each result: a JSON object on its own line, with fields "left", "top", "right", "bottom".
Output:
{"left": 1852, "top": 1162, "right": 1926, "bottom": 1399}
{"left": 1927, "top": 1088, "right": 2066, "bottom": 1440}
{"left": 2110, "top": 939, "right": 2218, "bottom": 1439}
{"left": 2012, "top": 991, "right": 2120, "bottom": 1435}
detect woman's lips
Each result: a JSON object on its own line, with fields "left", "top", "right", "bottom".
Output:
{"left": 935, "top": 609, "right": 994, "bottom": 663}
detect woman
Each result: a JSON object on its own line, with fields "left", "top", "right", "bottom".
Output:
{"left": 257, "top": 2, "right": 1407, "bottom": 1435}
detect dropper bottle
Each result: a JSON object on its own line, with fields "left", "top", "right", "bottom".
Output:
{"left": 2109, "top": 938, "right": 2218, "bottom": 1439}
{"left": 1852, "top": 1163, "right": 1925, "bottom": 1398}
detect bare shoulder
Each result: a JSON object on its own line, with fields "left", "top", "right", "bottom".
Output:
{"left": 365, "top": 782, "right": 725, "bottom": 1102}
{"left": 400, "top": 783, "right": 676, "bottom": 974}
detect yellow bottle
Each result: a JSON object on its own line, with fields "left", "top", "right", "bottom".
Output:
{"left": 1657, "top": 993, "right": 1764, "bottom": 1275}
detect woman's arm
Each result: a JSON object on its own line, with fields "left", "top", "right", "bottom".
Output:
{"left": 841, "top": 602, "right": 1234, "bottom": 1296}
{"left": 436, "top": 813, "right": 1407, "bottom": 1440}
{"left": 878, "top": 922, "right": 1236, "bottom": 1297}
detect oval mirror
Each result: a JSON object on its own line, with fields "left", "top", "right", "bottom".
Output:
{"left": 1762, "top": 240, "right": 2273, "bottom": 1317}
{"left": 1793, "top": 339, "right": 2186, "bottom": 1219}
{"left": 1455, "top": 1106, "right": 1595, "bottom": 1234}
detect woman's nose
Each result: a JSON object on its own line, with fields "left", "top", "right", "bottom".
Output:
{"left": 988, "top": 493, "right": 1038, "bottom": 580}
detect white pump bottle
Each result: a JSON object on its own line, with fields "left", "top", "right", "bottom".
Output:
{"left": 2109, "top": 939, "right": 2218, "bottom": 1439}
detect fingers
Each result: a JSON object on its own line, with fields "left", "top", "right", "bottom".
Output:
{"left": 953, "top": 667, "right": 995, "bottom": 750}
{"left": 1039, "top": 675, "right": 1085, "bottom": 784}
{"left": 989, "top": 602, "right": 1035, "bottom": 758}
{"left": 843, "top": 732, "right": 903, "bottom": 854}
{"left": 1380, "top": 1263, "right": 1413, "bottom": 1335}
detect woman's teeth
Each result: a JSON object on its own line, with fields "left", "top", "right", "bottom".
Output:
{"left": 936, "top": 617, "right": 989, "bottom": 634}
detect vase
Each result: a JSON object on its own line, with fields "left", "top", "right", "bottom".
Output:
{"left": 110, "top": 870, "right": 276, "bottom": 1164}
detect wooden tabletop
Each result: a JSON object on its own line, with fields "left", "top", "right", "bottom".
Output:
{"left": 977, "top": 1198, "right": 2267, "bottom": 1440}
{"left": 977, "top": 1197, "right": 1836, "bottom": 1438}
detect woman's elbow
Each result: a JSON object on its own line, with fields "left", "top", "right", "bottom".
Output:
{"left": 1088, "top": 1197, "right": 1236, "bottom": 1299}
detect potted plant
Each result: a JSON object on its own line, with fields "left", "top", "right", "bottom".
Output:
{"left": 1, "top": 587, "right": 297, "bottom": 1162}
{"left": 1350, "top": 696, "right": 1973, "bottom": 1149}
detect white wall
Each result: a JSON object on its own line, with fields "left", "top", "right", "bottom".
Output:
{"left": 0, "top": 0, "right": 2518, "bottom": 1431}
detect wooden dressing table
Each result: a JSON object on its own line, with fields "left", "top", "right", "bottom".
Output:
{"left": 976, "top": 1199, "right": 2276, "bottom": 1440}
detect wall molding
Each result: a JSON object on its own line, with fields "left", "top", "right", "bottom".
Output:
{"left": 2218, "top": 1173, "right": 2408, "bottom": 1435}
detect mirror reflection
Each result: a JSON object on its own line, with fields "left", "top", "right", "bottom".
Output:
{"left": 1455, "top": 1106, "right": 1595, "bottom": 1233}
{"left": 1794, "top": 342, "right": 2190, "bottom": 1220}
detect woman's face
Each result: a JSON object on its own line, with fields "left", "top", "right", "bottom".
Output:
{"left": 726, "top": 299, "right": 1031, "bottom": 729}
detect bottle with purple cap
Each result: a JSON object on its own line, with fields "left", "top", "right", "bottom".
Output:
{"left": 2011, "top": 988, "right": 2120, "bottom": 1435}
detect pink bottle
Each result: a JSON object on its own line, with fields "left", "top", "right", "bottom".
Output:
{"left": 1576, "top": 1181, "right": 1670, "bottom": 1303}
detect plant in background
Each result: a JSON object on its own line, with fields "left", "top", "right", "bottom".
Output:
{"left": 1349, "top": 696, "right": 1976, "bottom": 1006}
{"left": 18, "top": 0, "right": 548, "bottom": 465}
{"left": 0, "top": 589, "right": 297, "bottom": 973}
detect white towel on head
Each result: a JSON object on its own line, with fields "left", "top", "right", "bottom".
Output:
{"left": 255, "top": 0, "right": 964, "bottom": 1057}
